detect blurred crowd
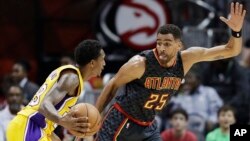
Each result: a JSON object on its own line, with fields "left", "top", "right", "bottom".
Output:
{"left": 1, "top": 0, "right": 250, "bottom": 140}
{"left": 0, "top": 39, "right": 249, "bottom": 141}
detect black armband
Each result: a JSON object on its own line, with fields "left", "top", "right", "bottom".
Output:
{"left": 231, "top": 30, "right": 242, "bottom": 38}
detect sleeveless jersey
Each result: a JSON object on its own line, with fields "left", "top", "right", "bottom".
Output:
{"left": 116, "top": 49, "right": 184, "bottom": 122}
{"left": 18, "top": 65, "right": 84, "bottom": 134}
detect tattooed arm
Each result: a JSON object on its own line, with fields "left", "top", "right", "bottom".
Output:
{"left": 181, "top": 2, "right": 246, "bottom": 75}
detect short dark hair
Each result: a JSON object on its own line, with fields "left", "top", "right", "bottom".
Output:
{"left": 170, "top": 108, "right": 188, "bottom": 120}
{"left": 6, "top": 84, "right": 23, "bottom": 96}
{"left": 74, "top": 39, "right": 103, "bottom": 66}
{"left": 157, "top": 24, "right": 182, "bottom": 40}
{"left": 15, "top": 60, "right": 31, "bottom": 73}
{"left": 217, "top": 105, "right": 236, "bottom": 118}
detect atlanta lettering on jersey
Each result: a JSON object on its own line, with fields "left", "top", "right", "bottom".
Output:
{"left": 144, "top": 77, "right": 182, "bottom": 90}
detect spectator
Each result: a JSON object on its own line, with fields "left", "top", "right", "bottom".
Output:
{"left": 202, "top": 58, "right": 249, "bottom": 124}
{"left": 161, "top": 108, "right": 197, "bottom": 141}
{"left": 206, "top": 105, "right": 236, "bottom": 141}
{"left": 0, "top": 84, "right": 24, "bottom": 141}
{"left": 11, "top": 60, "right": 39, "bottom": 104}
{"left": 0, "top": 75, "right": 13, "bottom": 109}
{"left": 239, "top": 39, "right": 250, "bottom": 91}
{"left": 172, "top": 68, "right": 223, "bottom": 134}
{"left": 239, "top": 40, "right": 250, "bottom": 123}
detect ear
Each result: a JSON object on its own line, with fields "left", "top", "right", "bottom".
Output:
{"left": 177, "top": 40, "right": 183, "bottom": 51}
{"left": 90, "top": 60, "right": 95, "bottom": 68}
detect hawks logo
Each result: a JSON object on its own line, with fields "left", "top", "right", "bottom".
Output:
{"left": 95, "top": 0, "right": 216, "bottom": 50}
{"left": 95, "top": 0, "right": 170, "bottom": 51}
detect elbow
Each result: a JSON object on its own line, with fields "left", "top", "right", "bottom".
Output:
{"left": 231, "top": 48, "right": 241, "bottom": 57}
{"left": 38, "top": 101, "right": 48, "bottom": 115}
{"left": 226, "top": 45, "right": 242, "bottom": 57}
{"left": 38, "top": 102, "right": 45, "bottom": 113}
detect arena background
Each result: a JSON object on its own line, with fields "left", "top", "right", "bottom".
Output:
{"left": 0, "top": 0, "right": 250, "bottom": 140}
{"left": 0, "top": 0, "right": 249, "bottom": 84}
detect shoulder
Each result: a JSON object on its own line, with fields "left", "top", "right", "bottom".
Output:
{"left": 57, "top": 71, "right": 80, "bottom": 89}
{"left": 186, "top": 130, "right": 198, "bottom": 140}
{"left": 117, "top": 55, "right": 146, "bottom": 78}
{"left": 26, "top": 81, "right": 39, "bottom": 88}
{"left": 206, "top": 128, "right": 219, "bottom": 140}
{"left": 128, "top": 55, "right": 146, "bottom": 64}
{"left": 200, "top": 85, "right": 218, "bottom": 94}
{"left": 123, "top": 55, "right": 146, "bottom": 70}
{"left": 160, "top": 129, "right": 172, "bottom": 137}
{"left": 0, "top": 107, "right": 8, "bottom": 118}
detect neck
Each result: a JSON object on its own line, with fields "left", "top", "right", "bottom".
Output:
{"left": 8, "top": 106, "right": 19, "bottom": 115}
{"left": 220, "top": 127, "right": 230, "bottom": 134}
{"left": 165, "top": 56, "right": 177, "bottom": 67}
{"left": 174, "top": 129, "right": 185, "bottom": 138}
{"left": 78, "top": 65, "right": 91, "bottom": 81}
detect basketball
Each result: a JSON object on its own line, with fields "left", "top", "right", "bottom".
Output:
{"left": 68, "top": 103, "right": 101, "bottom": 138}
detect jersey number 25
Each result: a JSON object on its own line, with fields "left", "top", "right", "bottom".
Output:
{"left": 144, "top": 94, "right": 169, "bottom": 110}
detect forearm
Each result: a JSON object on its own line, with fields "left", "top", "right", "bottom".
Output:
{"left": 96, "top": 82, "right": 117, "bottom": 113}
{"left": 51, "top": 132, "right": 61, "bottom": 141}
{"left": 225, "top": 34, "right": 242, "bottom": 56}
{"left": 39, "top": 100, "right": 61, "bottom": 124}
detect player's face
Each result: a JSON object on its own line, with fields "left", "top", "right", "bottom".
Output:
{"left": 218, "top": 111, "right": 235, "bottom": 129}
{"left": 171, "top": 113, "right": 187, "bottom": 132}
{"left": 92, "top": 49, "right": 106, "bottom": 77}
{"left": 156, "top": 33, "right": 181, "bottom": 64}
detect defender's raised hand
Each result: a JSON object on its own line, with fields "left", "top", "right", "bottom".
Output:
{"left": 220, "top": 2, "right": 246, "bottom": 32}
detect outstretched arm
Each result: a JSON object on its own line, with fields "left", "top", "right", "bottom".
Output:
{"left": 182, "top": 2, "right": 246, "bottom": 74}
{"left": 96, "top": 55, "right": 146, "bottom": 113}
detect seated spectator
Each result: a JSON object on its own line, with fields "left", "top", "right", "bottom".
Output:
{"left": 0, "top": 84, "right": 24, "bottom": 141}
{"left": 206, "top": 105, "right": 236, "bottom": 141}
{"left": 161, "top": 108, "right": 197, "bottom": 141}
{"left": 202, "top": 58, "right": 249, "bottom": 124}
{"left": 239, "top": 39, "right": 250, "bottom": 69}
{"left": 11, "top": 60, "right": 39, "bottom": 104}
{"left": 172, "top": 68, "right": 223, "bottom": 134}
{"left": 238, "top": 40, "right": 250, "bottom": 122}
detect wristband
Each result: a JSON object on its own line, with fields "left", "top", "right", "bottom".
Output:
{"left": 231, "top": 30, "right": 242, "bottom": 38}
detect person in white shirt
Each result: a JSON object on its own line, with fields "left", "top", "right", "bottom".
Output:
{"left": 172, "top": 69, "right": 223, "bottom": 134}
{"left": 0, "top": 84, "right": 23, "bottom": 141}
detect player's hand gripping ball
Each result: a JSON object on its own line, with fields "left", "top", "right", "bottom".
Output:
{"left": 68, "top": 103, "right": 101, "bottom": 138}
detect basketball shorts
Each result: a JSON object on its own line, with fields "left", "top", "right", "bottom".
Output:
{"left": 95, "top": 104, "right": 162, "bottom": 141}
{"left": 6, "top": 115, "right": 51, "bottom": 141}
